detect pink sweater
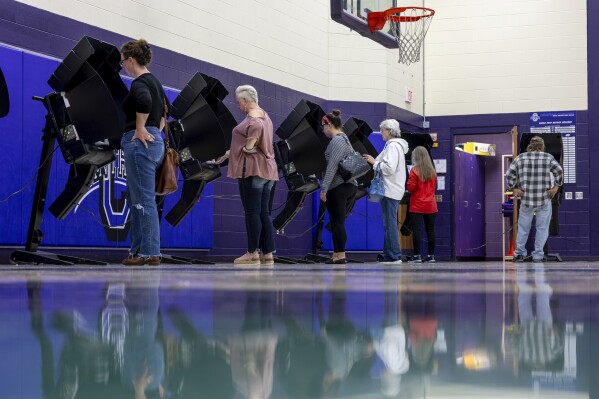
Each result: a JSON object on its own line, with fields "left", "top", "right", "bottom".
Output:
{"left": 227, "top": 112, "right": 279, "bottom": 181}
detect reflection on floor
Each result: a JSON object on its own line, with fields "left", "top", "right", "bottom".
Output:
{"left": 1, "top": 261, "right": 597, "bottom": 398}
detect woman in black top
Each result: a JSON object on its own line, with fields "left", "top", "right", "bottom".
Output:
{"left": 119, "top": 39, "right": 167, "bottom": 266}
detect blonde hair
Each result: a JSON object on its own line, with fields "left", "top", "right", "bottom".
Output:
{"left": 235, "top": 85, "right": 258, "bottom": 103}
{"left": 412, "top": 146, "right": 436, "bottom": 182}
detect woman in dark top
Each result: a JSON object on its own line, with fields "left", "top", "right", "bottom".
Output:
{"left": 119, "top": 39, "right": 167, "bottom": 266}
{"left": 320, "top": 110, "right": 357, "bottom": 264}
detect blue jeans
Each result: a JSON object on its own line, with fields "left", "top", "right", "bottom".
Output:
{"left": 123, "top": 273, "right": 163, "bottom": 390}
{"left": 121, "top": 127, "right": 165, "bottom": 257}
{"left": 380, "top": 196, "right": 401, "bottom": 261}
{"left": 238, "top": 177, "right": 276, "bottom": 254}
{"left": 516, "top": 265, "right": 553, "bottom": 324}
{"left": 515, "top": 200, "right": 552, "bottom": 261}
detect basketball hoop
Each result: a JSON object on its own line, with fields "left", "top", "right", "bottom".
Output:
{"left": 368, "top": 7, "right": 435, "bottom": 65}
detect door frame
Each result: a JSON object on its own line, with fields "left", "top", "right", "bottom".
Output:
{"left": 451, "top": 128, "right": 518, "bottom": 260}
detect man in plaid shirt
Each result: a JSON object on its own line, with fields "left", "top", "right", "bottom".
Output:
{"left": 506, "top": 136, "right": 563, "bottom": 262}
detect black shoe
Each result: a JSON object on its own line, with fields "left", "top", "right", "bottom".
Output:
{"left": 513, "top": 254, "right": 525, "bottom": 262}
{"left": 409, "top": 255, "right": 422, "bottom": 263}
{"left": 376, "top": 254, "right": 385, "bottom": 262}
{"left": 426, "top": 255, "right": 436, "bottom": 263}
{"left": 325, "top": 258, "right": 347, "bottom": 264}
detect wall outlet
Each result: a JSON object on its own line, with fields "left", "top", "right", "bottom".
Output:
{"left": 575, "top": 192, "right": 583, "bottom": 199}
{"left": 435, "top": 194, "right": 443, "bottom": 202}
{"left": 565, "top": 192, "right": 572, "bottom": 200}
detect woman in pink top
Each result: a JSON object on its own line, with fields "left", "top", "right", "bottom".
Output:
{"left": 216, "top": 85, "right": 279, "bottom": 265}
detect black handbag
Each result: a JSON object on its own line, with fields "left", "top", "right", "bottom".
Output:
{"left": 338, "top": 135, "right": 370, "bottom": 182}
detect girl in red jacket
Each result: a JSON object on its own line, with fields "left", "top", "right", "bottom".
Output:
{"left": 406, "top": 146, "right": 437, "bottom": 263}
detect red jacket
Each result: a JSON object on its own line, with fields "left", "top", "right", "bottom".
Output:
{"left": 407, "top": 167, "right": 438, "bottom": 214}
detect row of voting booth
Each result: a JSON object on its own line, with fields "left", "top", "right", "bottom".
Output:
{"left": 0, "top": 35, "right": 437, "bottom": 265}
{"left": 1, "top": 35, "right": 564, "bottom": 264}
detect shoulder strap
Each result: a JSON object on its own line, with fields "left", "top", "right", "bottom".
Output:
{"left": 340, "top": 133, "right": 353, "bottom": 150}
{"left": 162, "top": 98, "right": 170, "bottom": 149}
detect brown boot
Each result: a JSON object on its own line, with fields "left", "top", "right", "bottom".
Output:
{"left": 122, "top": 254, "right": 161, "bottom": 266}
{"left": 146, "top": 256, "right": 161, "bottom": 266}
{"left": 122, "top": 254, "right": 145, "bottom": 266}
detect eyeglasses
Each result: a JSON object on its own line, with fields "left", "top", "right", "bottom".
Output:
{"left": 119, "top": 57, "right": 128, "bottom": 67}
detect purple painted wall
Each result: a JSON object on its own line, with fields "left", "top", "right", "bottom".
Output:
{"left": 0, "top": 0, "right": 593, "bottom": 260}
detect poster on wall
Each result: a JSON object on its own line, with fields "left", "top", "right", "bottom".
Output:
{"left": 529, "top": 111, "right": 576, "bottom": 184}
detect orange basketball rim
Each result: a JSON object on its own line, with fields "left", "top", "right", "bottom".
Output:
{"left": 368, "top": 6, "right": 435, "bottom": 65}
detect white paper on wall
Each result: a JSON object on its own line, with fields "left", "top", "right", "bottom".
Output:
{"left": 433, "top": 159, "right": 446, "bottom": 173}
{"left": 437, "top": 176, "right": 445, "bottom": 191}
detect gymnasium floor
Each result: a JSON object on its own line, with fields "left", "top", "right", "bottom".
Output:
{"left": 1, "top": 261, "right": 597, "bottom": 398}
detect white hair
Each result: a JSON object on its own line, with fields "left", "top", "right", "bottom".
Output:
{"left": 235, "top": 85, "right": 258, "bottom": 104}
{"left": 380, "top": 119, "right": 401, "bottom": 138}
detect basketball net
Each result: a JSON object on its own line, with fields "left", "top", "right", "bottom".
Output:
{"left": 368, "top": 7, "right": 435, "bottom": 66}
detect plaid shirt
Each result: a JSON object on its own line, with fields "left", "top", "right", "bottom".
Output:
{"left": 506, "top": 151, "right": 563, "bottom": 207}
{"left": 519, "top": 321, "right": 564, "bottom": 369}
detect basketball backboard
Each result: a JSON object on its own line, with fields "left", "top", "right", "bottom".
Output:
{"left": 331, "top": 0, "right": 397, "bottom": 48}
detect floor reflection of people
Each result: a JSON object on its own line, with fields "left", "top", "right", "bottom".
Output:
{"left": 370, "top": 279, "right": 410, "bottom": 397}
{"left": 27, "top": 273, "right": 164, "bottom": 399}
{"left": 27, "top": 279, "right": 123, "bottom": 399}
{"left": 399, "top": 292, "right": 438, "bottom": 398}
{"left": 277, "top": 313, "right": 327, "bottom": 398}
{"left": 514, "top": 264, "right": 564, "bottom": 371}
{"left": 122, "top": 273, "right": 164, "bottom": 399}
{"left": 228, "top": 288, "right": 278, "bottom": 399}
{"left": 166, "top": 308, "right": 233, "bottom": 398}
{"left": 318, "top": 275, "right": 375, "bottom": 395}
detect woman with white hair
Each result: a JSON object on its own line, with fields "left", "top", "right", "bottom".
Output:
{"left": 216, "top": 85, "right": 279, "bottom": 266}
{"left": 363, "top": 119, "right": 409, "bottom": 264}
